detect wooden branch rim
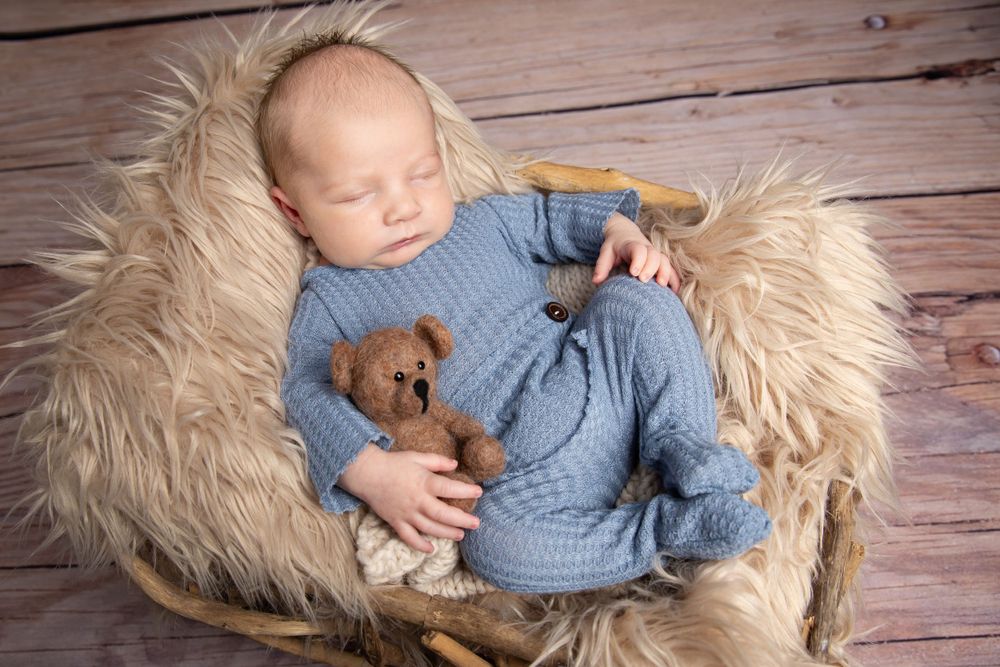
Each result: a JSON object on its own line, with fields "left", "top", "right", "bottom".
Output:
{"left": 422, "top": 630, "right": 492, "bottom": 667}
{"left": 131, "top": 484, "right": 860, "bottom": 666}
{"left": 369, "top": 585, "right": 554, "bottom": 664}
{"left": 129, "top": 554, "right": 334, "bottom": 637}
{"left": 805, "top": 479, "right": 864, "bottom": 659}
{"left": 247, "top": 633, "right": 372, "bottom": 667}
{"left": 517, "top": 160, "right": 700, "bottom": 209}
{"left": 129, "top": 553, "right": 553, "bottom": 665}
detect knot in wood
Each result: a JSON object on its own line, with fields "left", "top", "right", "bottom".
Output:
{"left": 864, "top": 15, "right": 887, "bottom": 30}
{"left": 974, "top": 343, "right": 1000, "bottom": 366}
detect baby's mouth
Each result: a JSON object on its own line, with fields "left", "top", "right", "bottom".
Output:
{"left": 387, "top": 234, "right": 420, "bottom": 250}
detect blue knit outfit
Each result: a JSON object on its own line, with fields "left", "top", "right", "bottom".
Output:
{"left": 282, "top": 189, "right": 771, "bottom": 593}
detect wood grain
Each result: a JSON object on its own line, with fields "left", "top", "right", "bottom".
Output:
{"left": 2, "top": 1, "right": 998, "bottom": 169}
{"left": 884, "top": 389, "right": 1000, "bottom": 458}
{"left": 851, "top": 635, "right": 1000, "bottom": 667}
{"left": 868, "top": 193, "right": 1000, "bottom": 297}
{"left": 0, "top": 163, "right": 101, "bottom": 265}
{"left": 0, "top": 516, "right": 71, "bottom": 569}
{"left": 857, "top": 523, "right": 1000, "bottom": 643}
{"left": 1, "top": 0, "right": 302, "bottom": 34}
{"left": 478, "top": 73, "right": 1000, "bottom": 198}
{"left": 888, "top": 294, "right": 1000, "bottom": 408}
{"left": 0, "top": 567, "right": 326, "bottom": 666}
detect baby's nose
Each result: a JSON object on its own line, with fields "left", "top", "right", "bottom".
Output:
{"left": 387, "top": 191, "right": 421, "bottom": 224}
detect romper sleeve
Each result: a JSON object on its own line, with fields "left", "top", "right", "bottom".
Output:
{"left": 484, "top": 189, "right": 641, "bottom": 265}
{"left": 281, "top": 287, "right": 393, "bottom": 514}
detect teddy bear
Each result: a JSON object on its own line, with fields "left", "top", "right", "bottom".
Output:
{"left": 330, "top": 314, "right": 506, "bottom": 512}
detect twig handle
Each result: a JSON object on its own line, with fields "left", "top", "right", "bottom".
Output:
{"left": 517, "top": 160, "right": 699, "bottom": 209}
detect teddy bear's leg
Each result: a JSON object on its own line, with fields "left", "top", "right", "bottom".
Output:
{"left": 578, "top": 275, "right": 761, "bottom": 498}
{"left": 460, "top": 434, "right": 506, "bottom": 480}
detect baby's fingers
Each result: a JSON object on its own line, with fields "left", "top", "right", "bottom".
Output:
{"left": 655, "top": 260, "right": 681, "bottom": 293}
{"left": 393, "top": 521, "right": 435, "bottom": 553}
{"left": 412, "top": 515, "right": 466, "bottom": 542}
{"left": 593, "top": 243, "right": 617, "bottom": 284}
{"left": 637, "top": 249, "right": 665, "bottom": 283}
{"left": 667, "top": 265, "right": 681, "bottom": 293}
{"left": 426, "top": 496, "right": 481, "bottom": 531}
{"left": 414, "top": 497, "right": 480, "bottom": 540}
{"left": 628, "top": 244, "right": 648, "bottom": 277}
{"left": 431, "top": 475, "right": 483, "bottom": 503}
{"left": 409, "top": 452, "right": 459, "bottom": 472}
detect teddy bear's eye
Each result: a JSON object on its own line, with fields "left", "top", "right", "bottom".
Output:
{"left": 417, "top": 361, "right": 425, "bottom": 370}
{"left": 394, "top": 371, "right": 404, "bottom": 382}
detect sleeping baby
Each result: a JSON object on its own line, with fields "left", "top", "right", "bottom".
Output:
{"left": 260, "top": 34, "right": 771, "bottom": 593}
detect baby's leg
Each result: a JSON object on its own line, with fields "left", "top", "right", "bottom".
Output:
{"left": 461, "top": 322, "right": 767, "bottom": 593}
{"left": 577, "top": 275, "right": 760, "bottom": 497}
{"left": 461, "top": 471, "right": 769, "bottom": 593}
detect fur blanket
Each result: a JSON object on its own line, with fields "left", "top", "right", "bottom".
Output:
{"left": 11, "top": 3, "right": 916, "bottom": 665}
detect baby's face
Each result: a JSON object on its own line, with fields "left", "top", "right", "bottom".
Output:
{"left": 272, "top": 99, "right": 454, "bottom": 269}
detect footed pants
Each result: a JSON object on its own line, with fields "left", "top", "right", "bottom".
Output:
{"left": 460, "top": 275, "right": 771, "bottom": 593}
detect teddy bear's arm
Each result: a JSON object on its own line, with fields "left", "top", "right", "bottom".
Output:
{"left": 428, "top": 403, "right": 485, "bottom": 442}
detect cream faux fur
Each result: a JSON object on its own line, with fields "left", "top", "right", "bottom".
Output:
{"left": 9, "top": 3, "right": 918, "bottom": 665}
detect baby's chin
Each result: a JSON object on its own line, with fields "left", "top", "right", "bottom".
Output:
{"left": 365, "top": 234, "right": 435, "bottom": 269}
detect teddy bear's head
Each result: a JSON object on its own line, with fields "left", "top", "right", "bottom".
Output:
{"left": 331, "top": 314, "right": 453, "bottom": 425}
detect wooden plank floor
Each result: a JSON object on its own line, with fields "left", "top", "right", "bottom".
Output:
{"left": 2, "top": 1, "right": 998, "bottom": 665}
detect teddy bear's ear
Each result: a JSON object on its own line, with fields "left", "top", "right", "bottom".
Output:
{"left": 330, "top": 341, "right": 356, "bottom": 394}
{"left": 413, "top": 314, "right": 453, "bottom": 360}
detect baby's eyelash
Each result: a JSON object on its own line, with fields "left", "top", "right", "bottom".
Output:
{"left": 413, "top": 168, "right": 439, "bottom": 180}
{"left": 337, "top": 192, "right": 371, "bottom": 203}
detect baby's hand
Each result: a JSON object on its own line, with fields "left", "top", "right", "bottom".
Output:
{"left": 594, "top": 212, "right": 680, "bottom": 293}
{"left": 338, "top": 445, "right": 483, "bottom": 553}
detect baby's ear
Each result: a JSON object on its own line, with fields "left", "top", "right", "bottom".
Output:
{"left": 271, "top": 185, "right": 310, "bottom": 238}
{"left": 413, "top": 314, "right": 453, "bottom": 360}
{"left": 330, "top": 341, "right": 356, "bottom": 394}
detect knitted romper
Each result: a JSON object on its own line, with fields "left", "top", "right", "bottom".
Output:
{"left": 282, "top": 189, "right": 771, "bottom": 594}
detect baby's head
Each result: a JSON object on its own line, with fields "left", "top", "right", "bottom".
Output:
{"left": 257, "top": 36, "right": 454, "bottom": 269}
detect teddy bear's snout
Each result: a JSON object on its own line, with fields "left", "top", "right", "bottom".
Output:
{"left": 412, "top": 378, "right": 429, "bottom": 414}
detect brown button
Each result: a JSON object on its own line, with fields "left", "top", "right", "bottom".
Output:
{"left": 545, "top": 301, "right": 568, "bottom": 322}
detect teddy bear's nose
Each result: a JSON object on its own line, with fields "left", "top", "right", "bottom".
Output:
{"left": 413, "top": 379, "right": 429, "bottom": 414}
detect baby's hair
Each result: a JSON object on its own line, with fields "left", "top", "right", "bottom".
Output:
{"left": 256, "top": 31, "right": 425, "bottom": 186}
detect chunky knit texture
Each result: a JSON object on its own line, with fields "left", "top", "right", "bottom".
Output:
{"left": 282, "top": 189, "right": 771, "bottom": 592}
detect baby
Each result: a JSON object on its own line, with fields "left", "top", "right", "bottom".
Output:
{"left": 262, "top": 35, "right": 771, "bottom": 593}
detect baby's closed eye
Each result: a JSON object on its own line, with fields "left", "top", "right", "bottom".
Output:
{"left": 412, "top": 167, "right": 440, "bottom": 182}
{"left": 334, "top": 191, "right": 373, "bottom": 205}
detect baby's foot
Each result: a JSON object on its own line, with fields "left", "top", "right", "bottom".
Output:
{"left": 653, "top": 430, "right": 760, "bottom": 497}
{"left": 654, "top": 492, "right": 771, "bottom": 560}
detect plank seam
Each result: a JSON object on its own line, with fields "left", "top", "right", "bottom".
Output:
{"left": 853, "top": 632, "right": 1000, "bottom": 646}
{"left": 471, "top": 61, "right": 1000, "bottom": 122}
{"left": 0, "top": 2, "right": 317, "bottom": 40}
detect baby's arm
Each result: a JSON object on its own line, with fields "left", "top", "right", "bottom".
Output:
{"left": 338, "top": 444, "right": 481, "bottom": 553}
{"left": 484, "top": 189, "right": 678, "bottom": 292}
{"left": 282, "top": 289, "right": 480, "bottom": 552}
{"left": 594, "top": 212, "right": 681, "bottom": 292}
